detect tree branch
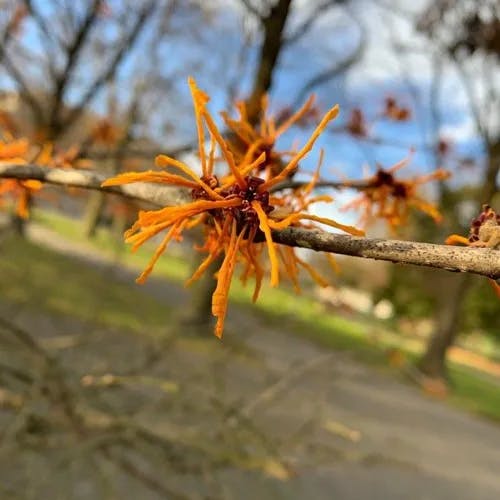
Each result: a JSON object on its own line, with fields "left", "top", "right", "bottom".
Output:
{"left": 49, "top": 0, "right": 101, "bottom": 134}
{"left": 245, "top": 0, "right": 293, "bottom": 121}
{"left": 272, "top": 227, "right": 500, "bottom": 281}
{"left": 292, "top": 12, "right": 365, "bottom": 107}
{"left": 0, "top": 15, "right": 45, "bottom": 125}
{"left": 59, "top": 1, "right": 155, "bottom": 134}
{"left": 239, "top": 0, "right": 262, "bottom": 19}
{"left": 0, "top": 164, "right": 190, "bottom": 207}
{"left": 271, "top": 178, "right": 368, "bottom": 192}
{"left": 1, "top": 163, "right": 499, "bottom": 280}
{"left": 285, "top": 0, "right": 338, "bottom": 45}
{"left": 84, "top": 142, "right": 196, "bottom": 161}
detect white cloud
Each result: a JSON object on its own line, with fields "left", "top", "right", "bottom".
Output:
{"left": 439, "top": 117, "right": 477, "bottom": 143}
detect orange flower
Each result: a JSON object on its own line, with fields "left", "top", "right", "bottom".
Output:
{"left": 221, "top": 93, "right": 317, "bottom": 178}
{"left": 0, "top": 137, "right": 38, "bottom": 218}
{"left": 0, "top": 137, "right": 29, "bottom": 163}
{"left": 383, "top": 97, "right": 411, "bottom": 122}
{"left": 37, "top": 143, "right": 92, "bottom": 169}
{"left": 8, "top": 4, "right": 28, "bottom": 34}
{"left": 103, "top": 77, "right": 363, "bottom": 338}
{"left": 446, "top": 205, "right": 500, "bottom": 249}
{"left": 0, "top": 132, "right": 89, "bottom": 218}
{"left": 342, "top": 156, "right": 450, "bottom": 230}
{"left": 446, "top": 205, "right": 500, "bottom": 297}
{"left": 345, "top": 108, "right": 368, "bottom": 137}
{"left": 0, "top": 179, "right": 42, "bottom": 218}
{"left": 0, "top": 111, "right": 18, "bottom": 136}
{"left": 91, "top": 118, "right": 122, "bottom": 146}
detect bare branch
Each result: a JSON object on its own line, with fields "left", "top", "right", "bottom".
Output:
{"left": 22, "top": 0, "right": 64, "bottom": 48}
{"left": 100, "top": 448, "right": 192, "bottom": 500}
{"left": 0, "top": 316, "right": 48, "bottom": 359}
{"left": 270, "top": 178, "right": 368, "bottom": 192}
{"left": 49, "top": 0, "right": 101, "bottom": 134}
{"left": 245, "top": 0, "right": 293, "bottom": 121}
{"left": 0, "top": 18, "right": 45, "bottom": 125}
{"left": 84, "top": 142, "right": 196, "bottom": 161}
{"left": 0, "top": 163, "right": 499, "bottom": 280}
{"left": 0, "top": 164, "right": 190, "bottom": 207}
{"left": 272, "top": 227, "right": 500, "bottom": 280}
{"left": 239, "top": 0, "right": 262, "bottom": 19}
{"left": 60, "top": 1, "right": 156, "bottom": 134}
{"left": 285, "top": 0, "right": 338, "bottom": 45}
{"left": 292, "top": 13, "right": 365, "bottom": 107}
{"left": 240, "top": 353, "right": 334, "bottom": 418}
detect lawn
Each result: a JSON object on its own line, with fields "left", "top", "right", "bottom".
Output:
{"left": 7, "top": 208, "right": 497, "bottom": 422}
{"left": 0, "top": 233, "right": 170, "bottom": 336}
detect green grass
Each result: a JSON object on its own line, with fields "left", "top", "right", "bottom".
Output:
{"left": 25, "top": 209, "right": 500, "bottom": 421}
{"left": 448, "top": 365, "right": 500, "bottom": 419}
{"left": 33, "top": 208, "right": 190, "bottom": 282}
{"left": 0, "top": 235, "right": 170, "bottom": 336}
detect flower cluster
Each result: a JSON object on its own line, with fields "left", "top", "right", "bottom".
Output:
{"left": 0, "top": 137, "right": 42, "bottom": 218}
{"left": 382, "top": 97, "right": 411, "bottom": 122}
{"left": 103, "top": 77, "right": 363, "bottom": 338}
{"left": 0, "top": 128, "right": 90, "bottom": 218}
{"left": 345, "top": 108, "right": 367, "bottom": 137}
{"left": 446, "top": 205, "right": 500, "bottom": 249}
{"left": 91, "top": 118, "right": 122, "bottom": 147}
{"left": 220, "top": 93, "right": 316, "bottom": 178}
{"left": 446, "top": 205, "right": 500, "bottom": 297}
{"left": 342, "top": 156, "right": 450, "bottom": 230}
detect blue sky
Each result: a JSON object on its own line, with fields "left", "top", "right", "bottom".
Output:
{"left": 1, "top": 0, "right": 495, "bottom": 231}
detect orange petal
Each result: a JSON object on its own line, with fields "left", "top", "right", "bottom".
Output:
{"left": 102, "top": 170, "right": 199, "bottom": 189}
{"left": 261, "top": 104, "right": 340, "bottom": 190}
{"left": 135, "top": 221, "right": 186, "bottom": 284}
{"left": 212, "top": 221, "right": 244, "bottom": 338}
{"left": 188, "top": 76, "right": 209, "bottom": 176}
{"left": 252, "top": 201, "right": 279, "bottom": 287}
{"left": 275, "top": 94, "right": 316, "bottom": 137}
{"left": 298, "top": 214, "right": 365, "bottom": 236}
{"left": 185, "top": 249, "right": 222, "bottom": 287}
{"left": 202, "top": 110, "right": 246, "bottom": 188}
{"left": 445, "top": 234, "right": 470, "bottom": 246}
{"left": 155, "top": 155, "right": 224, "bottom": 200}
{"left": 296, "top": 256, "right": 329, "bottom": 287}
{"left": 489, "top": 280, "right": 500, "bottom": 299}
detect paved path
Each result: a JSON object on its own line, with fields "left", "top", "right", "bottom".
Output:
{"left": 14, "top": 224, "right": 500, "bottom": 500}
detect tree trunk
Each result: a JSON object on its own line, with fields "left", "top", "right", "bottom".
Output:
{"left": 245, "top": 0, "right": 292, "bottom": 120}
{"left": 10, "top": 191, "right": 32, "bottom": 237}
{"left": 111, "top": 210, "right": 128, "bottom": 238}
{"left": 82, "top": 156, "right": 118, "bottom": 239}
{"left": 82, "top": 191, "right": 106, "bottom": 239}
{"left": 481, "top": 141, "right": 500, "bottom": 204}
{"left": 177, "top": 255, "right": 223, "bottom": 335}
{"left": 418, "top": 140, "right": 499, "bottom": 380}
{"left": 10, "top": 213, "right": 27, "bottom": 237}
{"left": 418, "top": 273, "right": 471, "bottom": 379}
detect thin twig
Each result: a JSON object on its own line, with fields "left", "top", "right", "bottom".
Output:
{"left": 271, "top": 178, "right": 368, "bottom": 192}
{"left": 272, "top": 227, "right": 500, "bottom": 280}
{"left": 100, "top": 447, "right": 192, "bottom": 500}
{"left": 0, "top": 163, "right": 190, "bottom": 206}
{"left": 240, "top": 353, "right": 334, "bottom": 418}
{"left": 0, "top": 163, "right": 499, "bottom": 280}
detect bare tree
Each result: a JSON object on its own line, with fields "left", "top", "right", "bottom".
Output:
{"left": 374, "top": 0, "right": 500, "bottom": 380}
{"left": 182, "top": 0, "right": 365, "bottom": 332}
{"left": 416, "top": 0, "right": 499, "bottom": 380}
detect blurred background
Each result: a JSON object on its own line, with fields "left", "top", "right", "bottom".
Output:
{"left": 0, "top": 0, "right": 499, "bottom": 498}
